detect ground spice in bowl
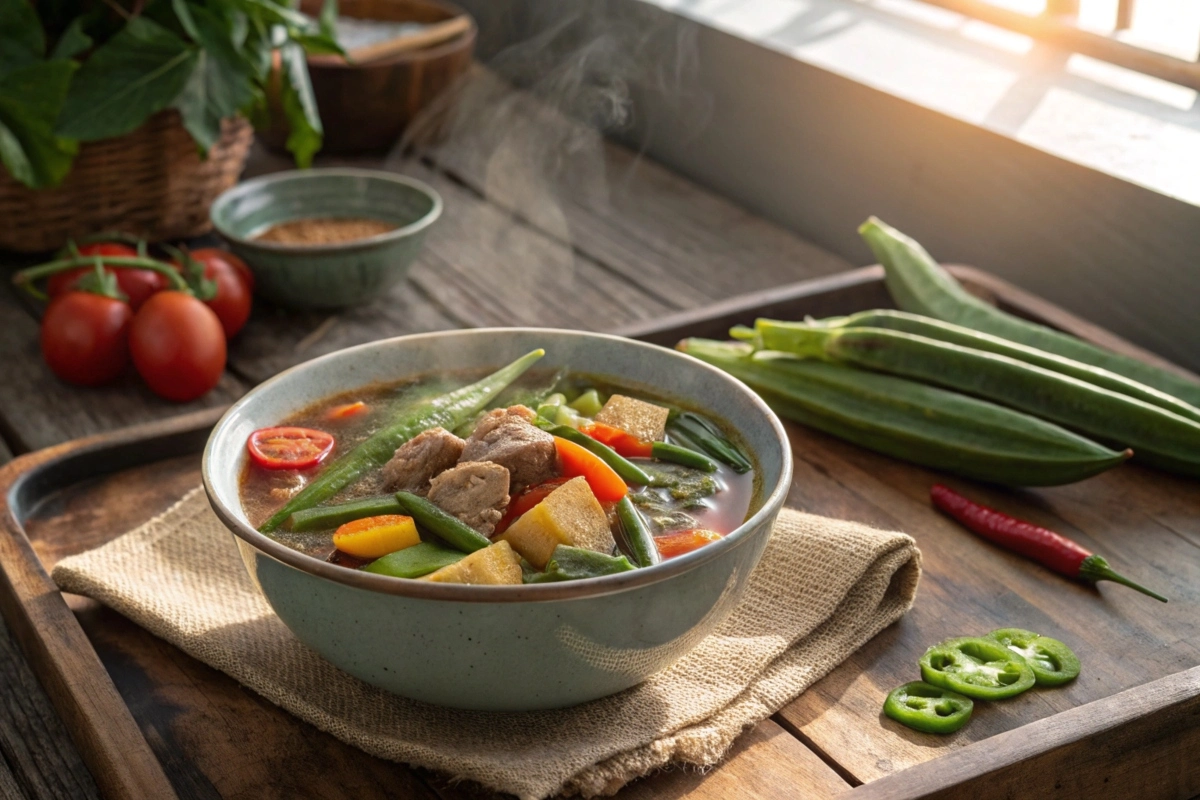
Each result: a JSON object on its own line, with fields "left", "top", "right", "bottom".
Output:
{"left": 256, "top": 218, "right": 397, "bottom": 245}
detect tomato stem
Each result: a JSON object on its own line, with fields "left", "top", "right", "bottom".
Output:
{"left": 14, "top": 256, "right": 190, "bottom": 294}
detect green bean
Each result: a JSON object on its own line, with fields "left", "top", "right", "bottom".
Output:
{"left": 393, "top": 492, "right": 492, "bottom": 554}
{"left": 534, "top": 418, "right": 653, "bottom": 485}
{"left": 668, "top": 413, "right": 752, "bottom": 473}
{"left": 859, "top": 217, "right": 1200, "bottom": 407}
{"left": 287, "top": 496, "right": 405, "bottom": 532}
{"left": 363, "top": 542, "right": 464, "bottom": 579}
{"left": 679, "top": 339, "right": 1129, "bottom": 486}
{"left": 258, "top": 349, "right": 544, "bottom": 532}
{"left": 751, "top": 311, "right": 1200, "bottom": 424}
{"left": 616, "top": 496, "right": 661, "bottom": 568}
{"left": 524, "top": 545, "right": 635, "bottom": 582}
{"left": 780, "top": 325, "right": 1200, "bottom": 477}
{"left": 651, "top": 441, "right": 718, "bottom": 472}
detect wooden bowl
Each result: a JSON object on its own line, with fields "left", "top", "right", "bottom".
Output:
{"left": 264, "top": 0, "right": 475, "bottom": 154}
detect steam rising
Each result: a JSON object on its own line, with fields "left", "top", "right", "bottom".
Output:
{"left": 389, "top": 2, "right": 708, "bottom": 298}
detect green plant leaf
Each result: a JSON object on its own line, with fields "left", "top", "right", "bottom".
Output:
{"left": 0, "top": 0, "right": 44, "bottom": 72}
{"left": 0, "top": 59, "right": 79, "bottom": 188}
{"left": 49, "top": 14, "right": 93, "bottom": 59}
{"left": 278, "top": 39, "right": 322, "bottom": 167}
{"left": 292, "top": 30, "right": 342, "bottom": 55}
{"left": 57, "top": 17, "right": 199, "bottom": 142}
{"left": 171, "top": 0, "right": 256, "bottom": 151}
{"left": 318, "top": 0, "right": 337, "bottom": 39}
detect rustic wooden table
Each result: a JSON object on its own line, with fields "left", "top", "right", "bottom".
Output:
{"left": 2, "top": 77, "right": 1198, "bottom": 800}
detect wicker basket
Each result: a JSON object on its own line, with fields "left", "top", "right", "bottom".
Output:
{"left": 0, "top": 111, "right": 254, "bottom": 253}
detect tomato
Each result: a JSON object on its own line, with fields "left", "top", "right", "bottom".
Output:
{"left": 48, "top": 244, "right": 167, "bottom": 310}
{"left": 183, "top": 249, "right": 253, "bottom": 338}
{"left": 40, "top": 292, "right": 132, "bottom": 386}
{"left": 494, "top": 478, "right": 569, "bottom": 535}
{"left": 248, "top": 427, "right": 336, "bottom": 470}
{"left": 655, "top": 529, "right": 723, "bottom": 559}
{"left": 325, "top": 401, "right": 368, "bottom": 420}
{"left": 581, "top": 421, "right": 653, "bottom": 458}
{"left": 129, "top": 291, "right": 226, "bottom": 402}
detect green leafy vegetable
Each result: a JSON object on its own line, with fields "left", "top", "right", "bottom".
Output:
{"left": 0, "top": 59, "right": 78, "bottom": 187}
{"left": 0, "top": 0, "right": 44, "bottom": 73}
{"left": 1, "top": 0, "right": 342, "bottom": 189}
{"left": 277, "top": 39, "right": 322, "bottom": 168}
{"left": 49, "top": 15, "right": 92, "bottom": 60}
{"left": 57, "top": 17, "right": 198, "bottom": 141}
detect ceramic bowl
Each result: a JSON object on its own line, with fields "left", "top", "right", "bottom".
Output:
{"left": 202, "top": 329, "right": 792, "bottom": 711}
{"left": 209, "top": 168, "right": 441, "bottom": 309}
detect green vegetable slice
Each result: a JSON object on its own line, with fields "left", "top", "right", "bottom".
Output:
{"left": 524, "top": 545, "right": 635, "bottom": 583}
{"left": 362, "top": 542, "right": 463, "bottom": 579}
{"left": 986, "top": 628, "right": 1080, "bottom": 687}
{"left": 883, "top": 681, "right": 973, "bottom": 734}
{"left": 919, "top": 636, "right": 1035, "bottom": 700}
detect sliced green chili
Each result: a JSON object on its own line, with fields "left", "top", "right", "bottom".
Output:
{"left": 883, "top": 681, "right": 973, "bottom": 734}
{"left": 986, "top": 628, "right": 1081, "bottom": 687}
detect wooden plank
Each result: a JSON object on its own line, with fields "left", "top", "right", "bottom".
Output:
{"left": 0, "top": 617, "right": 100, "bottom": 800}
{"left": 424, "top": 69, "right": 852, "bottom": 306}
{"left": 618, "top": 719, "right": 849, "bottom": 799}
{"left": 0, "top": 437, "right": 100, "bottom": 800}
{"left": 0, "top": 285, "right": 244, "bottom": 454}
{"left": 773, "top": 421, "right": 1200, "bottom": 784}
{"left": 846, "top": 665, "right": 1200, "bottom": 800}
{"left": 0, "top": 449, "right": 180, "bottom": 799}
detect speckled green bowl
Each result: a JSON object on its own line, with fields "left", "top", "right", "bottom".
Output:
{"left": 209, "top": 168, "right": 442, "bottom": 309}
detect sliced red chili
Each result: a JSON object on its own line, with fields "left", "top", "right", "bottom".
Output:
{"left": 248, "top": 427, "right": 335, "bottom": 470}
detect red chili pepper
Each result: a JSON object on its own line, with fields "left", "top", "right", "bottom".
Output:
{"left": 930, "top": 484, "right": 1166, "bottom": 602}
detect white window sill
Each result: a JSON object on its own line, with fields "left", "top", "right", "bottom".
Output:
{"left": 647, "top": 0, "right": 1200, "bottom": 206}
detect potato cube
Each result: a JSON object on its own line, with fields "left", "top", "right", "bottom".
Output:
{"left": 421, "top": 541, "right": 522, "bottom": 585}
{"left": 595, "top": 395, "right": 670, "bottom": 441}
{"left": 497, "top": 476, "right": 615, "bottom": 569}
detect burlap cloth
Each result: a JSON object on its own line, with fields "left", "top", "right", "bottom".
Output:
{"left": 52, "top": 487, "right": 920, "bottom": 799}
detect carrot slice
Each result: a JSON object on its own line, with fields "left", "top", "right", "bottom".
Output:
{"left": 326, "top": 401, "right": 368, "bottom": 420}
{"left": 554, "top": 437, "right": 629, "bottom": 502}
{"left": 656, "top": 529, "right": 723, "bottom": 559}
{"left": 580, "top": 421, "right": 653, "bottom": 458}
{"left": 333, "top": 514, "right": 420, "bottom": 559}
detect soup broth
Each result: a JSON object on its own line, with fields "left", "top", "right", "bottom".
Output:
{"left": 239, "top": 365, "right": 757, "bottom": 582}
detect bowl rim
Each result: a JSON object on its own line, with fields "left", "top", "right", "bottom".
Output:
{"left": 202, "top": 328, "right": 793, "bottom": 603}
{"left": 209, "top": 168, "right": 444, "bottom": 255}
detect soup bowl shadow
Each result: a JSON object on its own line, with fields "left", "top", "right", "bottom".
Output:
{"left": 203, "top": 329, "right": 792, "bottom": 711}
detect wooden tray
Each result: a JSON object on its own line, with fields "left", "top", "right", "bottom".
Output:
{"left": 2, "top": 266, "right": 1198, "bottom": 800}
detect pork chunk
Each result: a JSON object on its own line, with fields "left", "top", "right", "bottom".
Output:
{"left": 459, "top": 406, "right": 558, "bottom": 492}
{"left": 381, "top": 427, "right": 465, "bottom": 494}
{"left": 427, "top": 461, "right": 511, "bottom": 536}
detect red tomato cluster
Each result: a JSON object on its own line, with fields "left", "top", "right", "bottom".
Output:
{"left": 32, "top": 239, "right": 254, "bottom": 402}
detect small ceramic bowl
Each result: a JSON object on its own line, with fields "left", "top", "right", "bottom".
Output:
{"left": 203, "top": 329, "right": 792, "bottom": 711}
{"left": 209, "top": 168, "right": 441, "bottom": 309}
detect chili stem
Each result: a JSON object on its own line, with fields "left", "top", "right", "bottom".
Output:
{"left": 13, "top": 256, "right": 189, "bottom": 293}
{"left": 1079, "top": 555, "right": 1168, "bottom": 603}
